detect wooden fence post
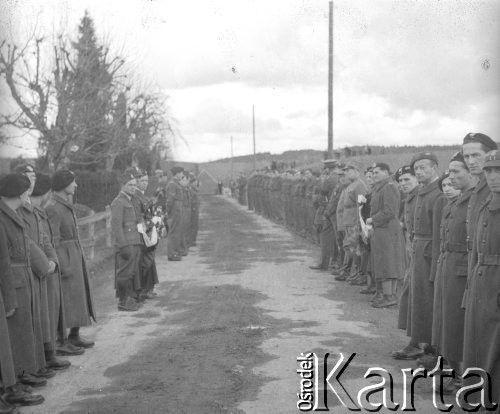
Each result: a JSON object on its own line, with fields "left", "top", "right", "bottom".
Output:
{"left": 105, "top": 205, "right": 112, "bottom": 248}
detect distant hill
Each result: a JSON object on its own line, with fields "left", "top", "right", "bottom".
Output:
{"left": 199, "top": 145, "right": 462, "bottom": 182}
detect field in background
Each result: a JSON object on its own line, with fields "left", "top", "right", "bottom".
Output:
{"left": 199, "top": 146, "right": 461, "bottom": 181}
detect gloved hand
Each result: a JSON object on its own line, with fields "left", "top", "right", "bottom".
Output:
{"left": 119, "top": 245, "right": 132, "bottom": 260}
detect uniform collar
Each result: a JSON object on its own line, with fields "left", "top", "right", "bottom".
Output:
{"left": 32, "top": 204, "right": 48, "bottom": 218}
{"left": 457, "top": 187, "right": 473, "bottom": 205}
{"left": 406, "top": 186, "right": 418, "bottom": 202}
{"left": 487, "top": 195, "right": 500, "bottom": 211}
{"left": 52, "top": 193, "right": 74, "bottom": 210}
{"left": 0, "top": 199, "right": 25, "bottom": 228}
{"left": 373, "top": 177, "right": 391, "bottom": 191}
{"left": 473, "top": 174, "right": 488, "bottom": 193}
{"left": 418, "top": 178, "right": 439, "bottom": 195}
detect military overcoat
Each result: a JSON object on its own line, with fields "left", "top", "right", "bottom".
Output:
{"left": 369, "top": 177, "right": 405, "bottom": 281}
{"left": 0, "top": 225, "right": 17, "bottom": 387}
{"left": 432, "top": 189, "right": 471, "bottom": 362}
{"left": 408, "top": 179, "right": 445, "bottom": 343}
{"left": 0, "top": 200, "right": 40, "bottom": 376}
{"left": 463, "top": 195, "right": 500, "bottom": 405}
{"left": 46, "top": 194, "right": 96, "bottom": 327}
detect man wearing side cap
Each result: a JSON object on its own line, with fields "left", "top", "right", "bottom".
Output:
{"left": 0, "top": 173, "right": 45, "bottom": 406}
{"left": 406, "top": 152, "right": 445, "bottom": 366}
{"left": 165, "top": 166, "right": 185, "bottom": 261}
{"left": 46, "top": 170, "right": 96, "bottom": 350}
{"left": 462, "top": 149, "right": 500, "bottom": 409}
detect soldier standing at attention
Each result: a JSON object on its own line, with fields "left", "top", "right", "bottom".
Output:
{"left": 111, "top": 169, "right": 143, "bottom": 312}
{"left": 407, "top": 153, "right": 445, "bottom": 367}
{"left": 392, "top": 166, "right": 422, "bottom": 360}
{"left": 431, "top": 152, "right": 472, "bottom": 395}
{"left": 166, "top": 167, "right": 185, "bottom": 261}
{"left": 179, "top": 172, "right": 191, "bottom": 257}
{"left": 366, "top": 163, "right": 405, "bottom": 308}
{"left": 0, "top": 173, "right": 45, "bottom": 405}
{"left": 30, "top": 173, "right": 72, "bottom": 369}
{"left": 335, "top": 163, "right": 367, "bottom": 282}
{"left": 462, "top": 149, "right": 500, "bottom": 410}
{"left": 46, "top": 170, "right": 96, "bottom": 350}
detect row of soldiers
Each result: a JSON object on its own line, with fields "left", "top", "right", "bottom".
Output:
{"left": 0, "top": 164, "right": 200, "bottom": 412}
{"left": 110, "top": 166, "right": 200, "bottom": 311}
{"left": 247, "top": 132, "right": 499, "bottom": 409}
{"left": 0, "top": 166, "right": 96, "bottom": 412}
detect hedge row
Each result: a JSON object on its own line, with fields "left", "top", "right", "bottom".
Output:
{"left": 74, "top": 170, "right": 121, "bottom": 212}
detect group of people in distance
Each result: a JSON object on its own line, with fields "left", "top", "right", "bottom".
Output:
{"left": 0, "top": 164, "right": 200, "bottom": 412}
{"left": 246, "top": 132, "right": 499, "bottom": 409}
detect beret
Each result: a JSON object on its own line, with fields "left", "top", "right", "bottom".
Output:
{"left": 13, "top": 163, "right": 35, "bottom": 174}
{"left": 394, "top": 165, "right": 415, "bottom": 182}
{"left": 171, "top": 166, "right": 184, "bottom": 175}
{"left": 449, "top": 151, "right": 467, "bottom": 168}
{"left": 365, "top": 166, "right": 374, "bottom": 174}
{"left": 483, "top": 150, "right": 500, "bottom": 169}
{"left": 437, "top": 170, "right": 451, "bottom": 192}
{"left": 462, "top": 132, "right": 498, "bottom": 152}
{"left": 372, "top": 162, "right": 391, "bottom": 173}
{"left": 0, "top": 173, "right": 31, "bottom": 197}
{"left": 31, "top": 173, "right": 52, "bottom": 196}
{"left": 51, "top": 170, "right": 75, "bottom": 191}
{"left": 410, "top": 152, "right": 438, "bottom": 168}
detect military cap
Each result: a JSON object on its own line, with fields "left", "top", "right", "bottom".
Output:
{"left": 462, "top": 132, "right": 497, "bottom": 152}
{"left": 342, "top": 162, "right": 360, "bottom": 171}
{"left": 51, "top": 169, "right": 75, "bottom": 191}
{"left": 365, "top": 166, "right": 374, "bottom": 174}
{"left": 31, "top": 173, "right": 52, "bottom": 196}
{"left": 13, "top": 163, "right": 35, "bottom": 174}
{"left": 171, "top": 166, "right": 184, "bottom": 175}
{"left": 483, "top": 150, "right": 500, "bottom": 169}
{"left": 437, "top": 170, "right": 450, "bottom": 192}
{"left": 394, "top": 165, "right": 414, "bottom": 182}
{"left": 0, "top": 173, "right": 31, "bottom": 197}
{"left": 449, "top": 151, "right": 468, "bottom": 168}
{"left": 372, "top": 162, "right": 391, "bottom": 173}
{"left": 410, "top": 152, "right": 438, "bottom": 168}
{"left": 322, "top": 159, "right": 338, "bottom": 169}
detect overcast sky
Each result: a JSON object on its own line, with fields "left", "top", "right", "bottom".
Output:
{"left": 1, "top": 0, "right": 499, "bottom": 162}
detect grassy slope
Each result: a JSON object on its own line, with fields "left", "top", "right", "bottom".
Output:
{"left": 200, "top": 146, "right": 461, "bottom": 180}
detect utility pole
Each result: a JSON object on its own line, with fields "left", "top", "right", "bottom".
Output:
{"left": 327, "top": 1, "right": 334, "bottom": 158}
{"left": 252, "top": 104, "right": 256, "bottom": 170}
{"left": 230, "top": 135, "right": 234, "bottom": 179}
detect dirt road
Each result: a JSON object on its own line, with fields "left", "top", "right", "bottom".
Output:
{"left": 28, "top": 195, "right": 445, "bottom": 413}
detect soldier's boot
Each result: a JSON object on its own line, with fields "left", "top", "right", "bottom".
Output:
{"left": 392, "top": 342, "right": 424, "bottom": 360}
{"left": 371, "top": 294, "right": 398, "bottom": 308}
{"left": 118, "top": 297, "right": 140, "bottom": 312}
{"left": 45, "top": 349, "right": 70, "bottom": 371}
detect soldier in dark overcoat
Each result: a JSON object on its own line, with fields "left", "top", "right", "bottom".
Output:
{"left": 407, "top": 152, "right": 445, "bottom": 360}
{"left": 462, "top": 150, "right": 500, "bottom": 409}
{"left": 0, "top": 174, "right": 46, "bottom": 388}
{"left": 0, "top": 182, "right": 45, "bottom": 407}
{"left": 431, "top": 152, "right": 472, "bottom": 394}
{"left": 111, "top": 174, "right": 143, "bottom": 311}
{"left": 165, "top": 167, "right": 185, "bottom": 261}
{"left": 392, "top": 166, "right": 422, "bottom": 360}
{"left": 30, "top": 173, "right": 71, "bottom": 368}
{"left": 367, "top": 163, "right": 405, "bottom": 308}
{"left": 46, "top": 170, "right": 96, "bottom": 349}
